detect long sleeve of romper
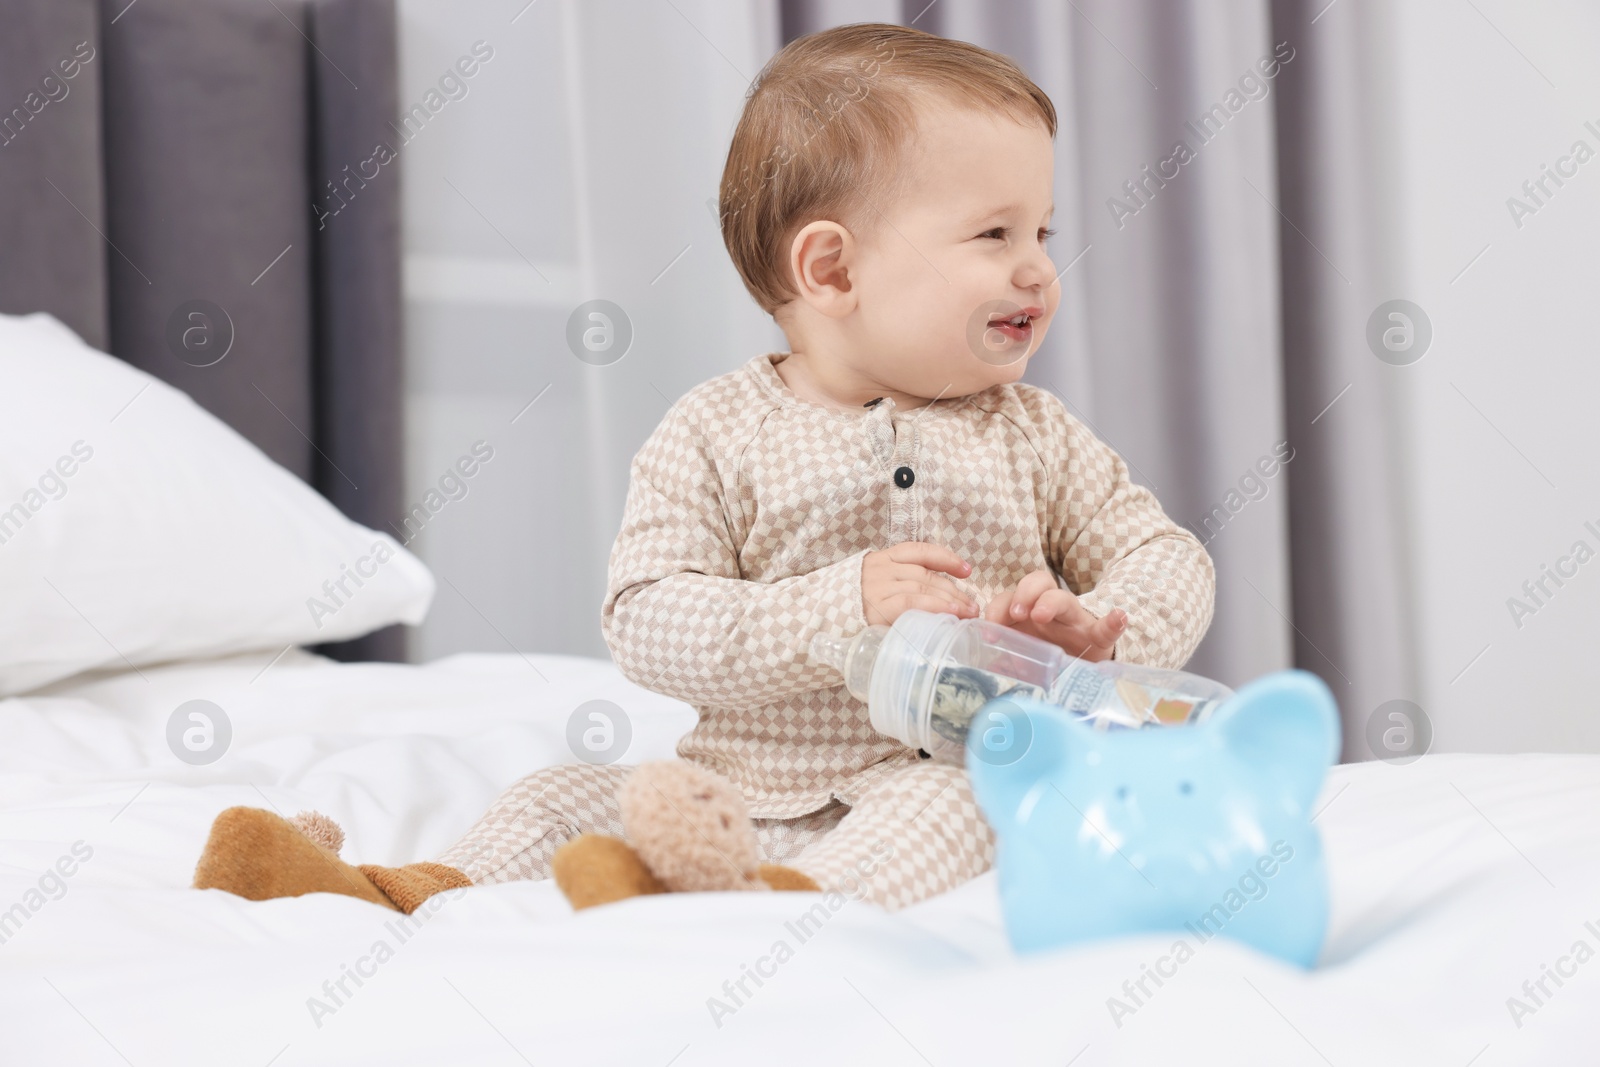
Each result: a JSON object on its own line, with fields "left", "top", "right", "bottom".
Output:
{"left": 600, "top": 405, "right": 869, "bottom": 709}
{"left": 1035, "top": 393, "right": 1216, "bottom": 671}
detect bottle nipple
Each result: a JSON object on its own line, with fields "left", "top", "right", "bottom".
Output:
{"left": 809, "top": 632, "right": 852, "bottom": 673}
{"left": 809, "top": 627, "right": 885, "bottom": 702}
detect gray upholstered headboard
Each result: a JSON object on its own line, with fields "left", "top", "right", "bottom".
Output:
{"left": 0, "top": 0, "right": 405, "bottom": 661}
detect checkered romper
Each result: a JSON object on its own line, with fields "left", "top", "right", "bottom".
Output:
{"left": 437, "top": 353, "right": 1214, "bottom": 909}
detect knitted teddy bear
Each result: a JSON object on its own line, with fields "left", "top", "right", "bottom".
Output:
{"left": 554, "top": 760, "right": 818, "bottom": 908}
{"left": 192, "top": 761, "right": 816, "bottom": 912}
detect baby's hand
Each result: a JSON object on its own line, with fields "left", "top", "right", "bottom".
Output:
{"left": 861, "top": 542, "right": 980, "bottom": 627}
{"left": 984, "top": 569, "right": 1127, "bottom": 662}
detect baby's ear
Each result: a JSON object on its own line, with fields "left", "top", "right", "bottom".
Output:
{"left": 966, "top": 699, "right": 1085, "bottom": 830}
{"left": 1211, "top": 670, "right": 1341, "bottom": 813}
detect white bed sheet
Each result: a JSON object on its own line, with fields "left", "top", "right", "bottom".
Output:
{"left": 0, "top": 649, "right": 1596, "bottom": 1066}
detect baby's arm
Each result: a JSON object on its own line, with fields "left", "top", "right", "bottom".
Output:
{"left": 601, "top": 407, "right": 866, "bottom": 707}
{"left": 1036, "top": 396, "right": 1216, "bottom": 671}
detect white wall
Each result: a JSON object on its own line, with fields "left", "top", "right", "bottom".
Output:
{"left": 395, "top": 0, "right": 782, "bottom": 662}
{"left": 1390, "top": 0, "right": 1600, "bottom": 751}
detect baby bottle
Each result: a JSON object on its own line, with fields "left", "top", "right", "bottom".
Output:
{"left": 809, "top": 609, "right": 1234, "bottom": 764}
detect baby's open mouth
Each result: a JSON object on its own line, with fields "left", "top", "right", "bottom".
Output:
{"left": 986, "top": 310, "right": 1036, "bottom": 343}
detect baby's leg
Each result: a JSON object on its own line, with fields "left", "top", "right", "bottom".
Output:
{"left": 436, "top": 763, "right": 633, "bottom": 885}
{"left": 789, "top": 763, "right": 995, "bottom": 910}
{"left": 752, "top": 804, "right": 848, "bottom": 865}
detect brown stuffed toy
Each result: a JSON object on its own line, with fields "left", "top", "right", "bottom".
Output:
{"left": 555, "top": 760, "right": 819, "bottom": 909}
{"left": 192, "top": 761, "right": 816, "bottom": 912}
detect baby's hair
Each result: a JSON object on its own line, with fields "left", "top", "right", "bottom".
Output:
{"left": 718, "top": 22, "right": 1056, "bottom": 316}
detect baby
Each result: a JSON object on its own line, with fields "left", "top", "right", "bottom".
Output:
{"left": 192, "top": 23, "right": 1213, "bottom": 915}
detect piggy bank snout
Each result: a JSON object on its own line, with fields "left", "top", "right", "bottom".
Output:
{"left": 1111, "top": 829, "right": 1227, "bottom": 884}
{"left": 1077, "top": 777, "right": 1254, "bottom": 877}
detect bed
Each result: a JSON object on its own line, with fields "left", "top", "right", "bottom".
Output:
{"left": 1, "top": 643, "right": 1596, "bottom": 1065}
{"left": 2, "top": 292, "right": 1596, "bottom": 1065}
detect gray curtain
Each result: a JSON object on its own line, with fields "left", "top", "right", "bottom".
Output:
{"left": 1270, "top": 0, "right": 1414, "bottom": 760}
{"left": 773, "top": 0, "right": 1392, "bottom": 757}
{"left": 0, "top": 0, "right": 406, "bottom": 662}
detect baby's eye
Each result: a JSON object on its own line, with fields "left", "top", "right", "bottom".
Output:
{"left": 978, "top": 226, "right": 1009, "bottom": 240}
{"left": 1039, "top": 227, "right": 1057, "bottom": 242}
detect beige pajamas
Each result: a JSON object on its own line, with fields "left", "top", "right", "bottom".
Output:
{"left": 436, "top": 761, "right": 992, "bottom": 910}
{"left": 440, "top": 353, "right": 1213, "bottom": 909}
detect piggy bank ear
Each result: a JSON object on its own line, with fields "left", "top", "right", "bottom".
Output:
{"left": 1211, "top": 670, "right": 1340, "bottom": 813}
{"left": 966, "top": 698, "right": 1088, "bottom": 830}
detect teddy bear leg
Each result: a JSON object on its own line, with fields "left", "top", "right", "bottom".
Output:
{"left": 552, "top": 834, "right": 668, "bottom": 910}
{"left": 357, "top": 862, "right": 473, "bottom": 913}
{"left": 757, "top": 864, "right": 819, "bottom": 892}
{"left": 193, "top": 806, "right": 399, "bottom": 910}
{"left": 193, "top": 806, "right": 473, "bottom": 914}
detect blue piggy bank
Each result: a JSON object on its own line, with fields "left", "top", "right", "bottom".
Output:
{"left": 966, "top": 669, "right": 1340, "bottom": 968}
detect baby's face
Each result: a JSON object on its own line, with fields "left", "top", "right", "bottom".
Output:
{"left": 849, "top": 102, "right": 1060, "bottom": 400}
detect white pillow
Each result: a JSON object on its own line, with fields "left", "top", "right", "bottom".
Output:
{"left": 0, "top": 312, "right": 434, "bottom": 696}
